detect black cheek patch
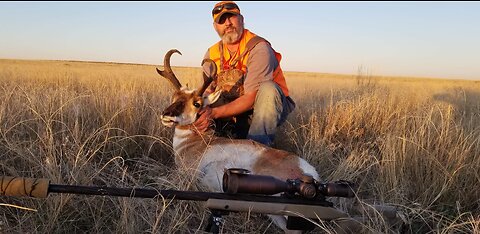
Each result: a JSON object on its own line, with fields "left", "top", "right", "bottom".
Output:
{"left": 162, "top": 100, "right": 185, "bottom": 117}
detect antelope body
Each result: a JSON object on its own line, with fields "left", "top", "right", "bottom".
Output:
{"left": 157, "top": 49, "right": 320, "bottom": 232}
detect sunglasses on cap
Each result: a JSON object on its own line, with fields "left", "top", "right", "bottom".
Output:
{"left": 212, "top": 3, "right": 239, "bottom": 16}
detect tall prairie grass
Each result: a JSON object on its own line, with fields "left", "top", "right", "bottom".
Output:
{"left": 0, "top": 59, "right": 479, "bottom": 233}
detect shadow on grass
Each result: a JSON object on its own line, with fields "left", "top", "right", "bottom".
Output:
{"left": 433, "top": 86, "right": 480, "bottom": 131}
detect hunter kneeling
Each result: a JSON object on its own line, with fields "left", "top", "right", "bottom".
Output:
{"left": 194, "top": 1, "right": 296, "bottom": 147}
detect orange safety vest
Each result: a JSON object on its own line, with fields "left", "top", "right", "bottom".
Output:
{"left": 208, "top": 29, "right": 290, "bottom": 97}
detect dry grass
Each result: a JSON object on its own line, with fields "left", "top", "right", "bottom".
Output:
{"left": 0, "top": 59, "right": 479, "bottom": 233}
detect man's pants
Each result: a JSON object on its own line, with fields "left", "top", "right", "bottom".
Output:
{"left": 246, "top": 81, "right": 295, "bottom": 146}
{"left": 214, "top": 81, "right": 295, "bottom": 147}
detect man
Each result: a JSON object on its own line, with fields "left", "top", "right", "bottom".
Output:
{"left": 195, "top": 1, "right": 295, "bottom": 147}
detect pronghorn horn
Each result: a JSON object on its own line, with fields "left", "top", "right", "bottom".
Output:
{"left": 199, "top": 58, "right": 217, "bottom": 95}
{"left": 156, "top": 49, "right": 182, "bottom": 90}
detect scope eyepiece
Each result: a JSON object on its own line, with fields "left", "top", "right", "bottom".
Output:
{"left": 318, "top": 180, "right": 356, "bottom": 198}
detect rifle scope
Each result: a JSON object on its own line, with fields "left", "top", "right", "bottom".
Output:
{"left": 222, "top": 168, "right": 355, "bottom": 198}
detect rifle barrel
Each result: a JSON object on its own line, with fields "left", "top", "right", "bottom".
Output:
{"left": 48, "top": 184, "right": 331, "bottom": 206}
{"left": 49, "top": 184, "right": 210, "bottom": 200}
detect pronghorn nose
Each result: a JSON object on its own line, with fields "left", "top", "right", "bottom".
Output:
{"left": 162, "top": 101, "right": 184, "bottom": 117}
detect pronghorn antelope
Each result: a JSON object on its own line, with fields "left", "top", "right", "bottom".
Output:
{"left": 157, "top": 49, "right": 320, "bottom": 232}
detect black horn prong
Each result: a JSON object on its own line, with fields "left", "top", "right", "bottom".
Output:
{"left": 156, "top": 49, "right": 183, "bottom": 90}
{"left": 199, "top": 59, "right": 217, "bottom": 95}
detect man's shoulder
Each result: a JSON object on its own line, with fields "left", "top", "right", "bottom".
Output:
{"left": 249, "top": 40, "right": 274, "bottom": 57}
{"left": 246, "top": 34, "right": 270, "bottom": 49}
{"left": 246, "top": 40, "right": 277, "bottom": 69}
{"left": 251, "top": 40, "right": 271, "bottom": 50}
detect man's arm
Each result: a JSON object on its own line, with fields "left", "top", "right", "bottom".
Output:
{"left": 194, "top": 91, "right": 256, "bottom": 133}
{"left": 211, "top": 90, "right": 257, "bottom": 119}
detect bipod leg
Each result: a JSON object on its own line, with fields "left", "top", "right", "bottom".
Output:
{"left": 205, "top": 209, "right": 229, "bottom": 233}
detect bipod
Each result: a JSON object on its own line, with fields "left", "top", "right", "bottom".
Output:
{"left": 205, "top": 209, "right": 229, "bottom": 234}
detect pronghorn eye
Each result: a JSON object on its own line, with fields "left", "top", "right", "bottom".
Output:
{"left": 193, "top": 102, "right": 201, "bottom": 108}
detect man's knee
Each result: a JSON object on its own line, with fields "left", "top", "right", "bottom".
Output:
{"left": 256, "top": 81, "right": 281, "bottom": 99}
{"left": 254, "top": 81, "right": 283, "bottom": 111}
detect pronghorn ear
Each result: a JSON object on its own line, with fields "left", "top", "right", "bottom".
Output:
{"left": 203, "top": 90, "right": 222, "bottom": 107}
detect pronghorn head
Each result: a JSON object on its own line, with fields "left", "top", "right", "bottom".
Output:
{"left": 157, "top": 49, "right": 222, "bottom": 127}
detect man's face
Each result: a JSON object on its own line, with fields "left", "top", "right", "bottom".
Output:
{"left": 214, "top": 13, "right": 244, "bottom": 45}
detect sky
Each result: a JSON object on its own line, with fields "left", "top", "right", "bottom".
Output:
{"left": 1, "top": 1, "right": 479, "bottom": 80}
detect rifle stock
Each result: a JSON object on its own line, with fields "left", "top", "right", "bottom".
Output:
{"left": 1, "top": 176, "right": 49, "bottom": 198}
{"left": 205, "top": 198, "right": 348, "bottom": 220}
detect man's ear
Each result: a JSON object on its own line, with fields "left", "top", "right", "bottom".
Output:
{"left": 203, "top": 90, "right": 222, "bottom": 107}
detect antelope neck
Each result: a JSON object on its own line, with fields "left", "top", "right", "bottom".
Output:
{"left": 172, "top": 125, "right": 216, "bottom": 152}
{"left": 174, "top": 125, "right": 215, "bottom": 137}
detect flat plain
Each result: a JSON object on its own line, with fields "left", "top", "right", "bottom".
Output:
{"left": 0, "top": 59, "right": 479, "bottom": 233}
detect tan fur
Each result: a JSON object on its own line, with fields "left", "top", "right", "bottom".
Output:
{"left": 253, "top": 148, "right": 304, "bottom": 181}
{"left": 161, "top": 87, "right": 319, "bottom": 183}
{"left": 172, "top": 128, "right": 213, "bottom": 167}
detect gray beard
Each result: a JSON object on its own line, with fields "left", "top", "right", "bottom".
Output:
{"left": 221, "top": 29, "right": 242, "bottom": 44}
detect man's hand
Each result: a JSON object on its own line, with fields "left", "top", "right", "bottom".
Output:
{"left": 192, "top": 91, "right": 256, "bottom": 134}
{"left": 192, "top": 107, "right": 215, "bottom": 133}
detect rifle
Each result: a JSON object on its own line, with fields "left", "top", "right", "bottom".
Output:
{"left": 0, "top": 168, "right": 396, "bottom": 232}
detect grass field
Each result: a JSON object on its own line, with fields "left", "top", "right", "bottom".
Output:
{"left": 0, "top": 59, "right": 479, "bottom": 233}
